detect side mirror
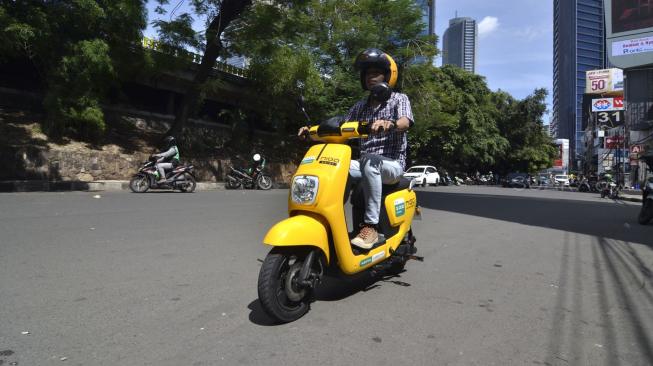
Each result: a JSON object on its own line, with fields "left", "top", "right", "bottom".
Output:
{"left": 296, "top": 95, "right": 311, "bottom": 125}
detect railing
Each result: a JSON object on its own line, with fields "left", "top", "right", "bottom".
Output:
{"left": 141, "top": 37, "right": 250, "bottom": 78}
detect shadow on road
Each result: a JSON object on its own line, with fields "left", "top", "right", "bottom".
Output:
{"left": 247, "top": 273, "right": 411, "bottom": 326}
{"left": 416, "top": 190, "right": 651, "bottom": 247}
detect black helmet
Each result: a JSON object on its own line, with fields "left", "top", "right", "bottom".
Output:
{"left": 163, "top": 136, "right": 176, "bottom": 148}
{"left": 354, "top": 48, "right": 398, "bottom": 90}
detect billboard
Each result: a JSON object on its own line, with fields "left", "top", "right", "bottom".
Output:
{"left": 553, "top": 139, "right": 569, "bottom": 171}
{"left": 612, "top": 0, "right": 653, "bottom": 33}
{"left": 591, "top": 97, "right": 625, "bottom": 112}
{"left": 585, "top": 69, "right": 624, "bottom": 94}
{"left": 606, "top": 0, "right": 653, "bottom": 68}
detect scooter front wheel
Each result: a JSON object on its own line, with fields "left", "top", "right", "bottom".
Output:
{"left": 257, "top": 249, "right": 311, "bottom": 323}
{"left": 129, "top": 174, "right": 149, "bottom": 193}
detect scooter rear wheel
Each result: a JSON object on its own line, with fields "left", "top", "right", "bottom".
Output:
{"left": 226, "top": 176, "right": 240, "bottom": 189}
{"left": 178, "top": 173, "right": 196, "bottom": 193}
{"left": 257, "top": 249, "right": 311, "bottom": 323}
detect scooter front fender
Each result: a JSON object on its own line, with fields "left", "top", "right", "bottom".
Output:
{"left": 263, "top": 214, "right": 330, "bottom": 264}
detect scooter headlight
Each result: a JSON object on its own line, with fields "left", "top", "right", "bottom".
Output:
{"left": 291, "top": 175, "right": 319, "bottom": 205}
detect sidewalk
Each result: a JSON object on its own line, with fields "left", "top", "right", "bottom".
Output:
{"left": 539, "top": 185, "right": 643, "bottom": 203}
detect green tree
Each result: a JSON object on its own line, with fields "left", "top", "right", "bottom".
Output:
{"left": 225, "top": 0, "right": 436, "bottom": 128}
{"left": 494, "top": 88, "right": 557, "bottom": 173}
{"left": 0, "top": 0, "right": 148, "bottom": 139}
{"left": 153, "top": 0, "right": 255, "bottom": 137}
{"left": 403, "top": 64, "right": 508, "bottom": 174}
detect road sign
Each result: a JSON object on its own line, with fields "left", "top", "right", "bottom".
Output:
{"left": 631, "top": 144, "right": 644, "bottom": 154}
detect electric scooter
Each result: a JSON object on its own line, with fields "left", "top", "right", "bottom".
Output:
{"left": 257, "top": 117, "right": 422, "bottom": 323}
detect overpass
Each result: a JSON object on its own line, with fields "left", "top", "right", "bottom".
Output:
{"left": 132, "top": 37, "right": 258, "bottom": 115}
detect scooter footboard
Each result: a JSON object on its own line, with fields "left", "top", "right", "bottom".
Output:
{"left": 263, "top": 214, "right": 330, "bottom": 264}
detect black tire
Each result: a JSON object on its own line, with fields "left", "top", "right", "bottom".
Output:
{"left": 638, "top": 200, "right": 653, "bottom": 225}
{"left": 225, "top": 176, "right": 240, "bottom": 189}
{"left": 257, "top": 249, "right": 311, "bottom": 323}
{"left": 178, "top": 173, "right": 196, "bottom": 193}
{"left": 257, "top": 175, "right": 273, "bottom": 190}
{"left": 601, "top": 190, "right": 607, "bottom": 198}
{"left": 129, "top": 174, "right": 149, "bottom": 193}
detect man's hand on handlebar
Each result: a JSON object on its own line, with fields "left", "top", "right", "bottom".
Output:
{"left": 371, "top": 119, "right": 395, "bottom": 133}
{"left": 297, "top": 126, "right": 310, "bottom": 140}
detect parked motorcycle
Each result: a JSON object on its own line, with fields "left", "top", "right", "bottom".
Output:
{"left": 600, "top": 181, "right": 619, "bottom": 199}
{"left": 638, "top": 152, "right": 653, "bottom": 225}
{"left": 440, "top": 172, "right": 453, "bottom": 186}
{"left": 578, "top": 178, "right": 591, "bottom": 192}
{"left": 225, "top": 154, "right": 273, "bottom": 190}
{"left": 129, "top": 156, "right": 196, "bottom": 193}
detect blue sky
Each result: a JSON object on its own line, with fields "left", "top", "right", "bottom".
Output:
{"left": 145, "top": 0, "right": 554, "bottom": 122}
{"left": 435, "top": 0, "right": 553, "bottom": 122}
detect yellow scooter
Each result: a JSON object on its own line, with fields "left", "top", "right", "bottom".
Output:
{"left": 257, "top": 115, "right": 422, "bottom": 323}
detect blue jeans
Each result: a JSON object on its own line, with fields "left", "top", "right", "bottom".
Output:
{"left": 349, "top": 154, "right": 404, "bottom": 225}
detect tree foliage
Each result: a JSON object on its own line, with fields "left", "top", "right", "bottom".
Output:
{"left": 153, "top": 0, "right": 255, "bottom": 136}
{"left": 0, "top": 0, "right": 148, "bottom": 139}
{"left": 219, "top": 0, "right": 552, "bottom": 174}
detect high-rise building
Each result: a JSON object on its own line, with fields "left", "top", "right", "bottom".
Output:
{"left": 411, "top": 1, "right": 436, "bottom": 65}
{"left": 442, "top": 17, "right": 477, "bottom": 73}
{"left": 416, "top": 0, "right": 436, "bottom": 38}
{"left": 551, "top": 0, "right": 608, "bottom": 167}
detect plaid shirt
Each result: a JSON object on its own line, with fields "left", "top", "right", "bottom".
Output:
{"left": 345, "top": 92, "right": 414, "bottom": 169}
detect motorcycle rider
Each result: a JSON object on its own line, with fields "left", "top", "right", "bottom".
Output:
{"left": 153, "top": 136, "right": 180, "bottom": 184}
{"left": 298, "top": 48, "right": 414, "bottom": 249}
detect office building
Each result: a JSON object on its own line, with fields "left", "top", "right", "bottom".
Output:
{"left": 551, "top": 0, "right": 608, "bottom": 167}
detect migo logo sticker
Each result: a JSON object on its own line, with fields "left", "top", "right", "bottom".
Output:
{"left": 394, "top": 198, "right": 405, "bottom": 217}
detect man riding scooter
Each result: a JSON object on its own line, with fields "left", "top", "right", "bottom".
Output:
{"left": 299, "top": 48, "right": 413, "bottom": 250}
{"left": 153, "top": 136, "right": 180, "bottom": 184}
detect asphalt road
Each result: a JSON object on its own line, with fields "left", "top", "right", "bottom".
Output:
{"left": 0, "top": 186, "right": 652, "bottom": 366}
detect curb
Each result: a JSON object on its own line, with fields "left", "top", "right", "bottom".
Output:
{"left": 0, "top": 180, "right": 227, "bottom": 192}
{"left": 0, "top": 180, "right": 289, "bottom": 193}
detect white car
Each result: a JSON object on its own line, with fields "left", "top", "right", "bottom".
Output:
{"left": 403, "top": 165, "right": 440, "bottom": 187}
{"left": 554, "top": 174, "right": 570, "bottom": 186}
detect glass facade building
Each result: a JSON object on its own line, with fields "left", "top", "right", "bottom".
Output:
{"left": 442, "top": 17, "right": 477, "bottom": 73}
{"left": 411, "top": 0, "right": 436, "bottom": 65}
{"left": 551, "top": 0, "right": 607, "bottom": 167}
{"left": 416, "top": 0, "right": 436, "bottom": 37}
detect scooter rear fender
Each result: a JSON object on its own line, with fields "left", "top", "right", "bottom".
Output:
{"left": 263, "top": 213, "right": 330, "bottom": 264}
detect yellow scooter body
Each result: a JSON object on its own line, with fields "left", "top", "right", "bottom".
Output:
{"left": 263, "top": 122, "right": 417, "bottom": 275}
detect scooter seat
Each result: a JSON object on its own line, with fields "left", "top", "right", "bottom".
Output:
{"left": 383, "top": 176, "right": 412, "bottom": 194}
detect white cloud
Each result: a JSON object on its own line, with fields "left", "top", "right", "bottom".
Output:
{"left": 514, "top": 25, "right": 551, "bottom": 42}
{"left": 478, "top": 16, "right": 499, "bottom": 38}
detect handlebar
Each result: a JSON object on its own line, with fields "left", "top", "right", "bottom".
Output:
{"left": 302, "top": 121, "right": 394, "bottom": 143}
